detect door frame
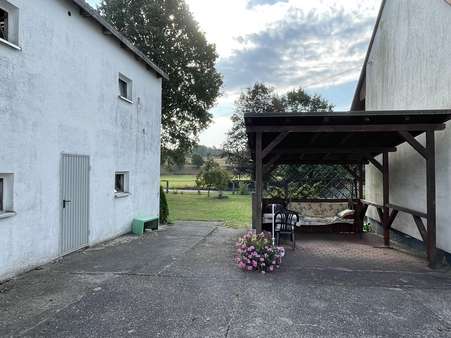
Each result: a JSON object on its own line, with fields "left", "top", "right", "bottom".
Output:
{"left": 59, "top": 153, "right": 90, "bottom": 256}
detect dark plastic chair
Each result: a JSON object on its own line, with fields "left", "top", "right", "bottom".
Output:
{"left": 274, "top": 209, "right": 299, "bottom": 250}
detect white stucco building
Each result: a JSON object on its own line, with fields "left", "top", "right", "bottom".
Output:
{"left": 0, "top": 0, "right": 166, "bottom": 280}
{"left": 352, "top": 0, "right": 451, "bottom": 256}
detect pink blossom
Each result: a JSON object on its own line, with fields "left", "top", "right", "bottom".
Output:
{"left": 238, "top": 262, "right": 246, "bottom": 269}
{"left": 269, "top": 265, "right": 274, "bottom": 272}
{"left": 247, "top": 266, "right": 253, "bottom": 271}
{"left": 252, "top": 260, "right": 258, "bottom": 267}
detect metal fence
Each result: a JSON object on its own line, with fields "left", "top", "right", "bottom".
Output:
{"left": 264, "top": 164, "right": 361, "bottom": 200}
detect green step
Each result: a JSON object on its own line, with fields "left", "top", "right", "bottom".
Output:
{"left": 132, "top": 216, "right": 159, "bottom": 235}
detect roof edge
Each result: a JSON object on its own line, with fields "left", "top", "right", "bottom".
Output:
{"left": 244, "top": 109, "right": 451, "bottom": 119}
{"left": 70, "top": 0, "right": 168, "bottom": 80}
{"left": 350, "top": 0, "right": 387, "bottom": 111}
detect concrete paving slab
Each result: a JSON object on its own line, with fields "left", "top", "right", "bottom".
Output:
{"left": 2, "top": 222, "right": 451, "bottom": 337}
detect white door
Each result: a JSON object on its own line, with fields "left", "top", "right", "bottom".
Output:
{"left": 60, "top": 154, "right": 89, "bottom": 255}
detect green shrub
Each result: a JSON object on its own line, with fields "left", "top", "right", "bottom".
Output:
{"left": 160, "top": 186, "right": 169, "bottom": 224}
{"left": 363, "top": 222, "right": 373, "bottom": 233}
{"left": 196, "top": 158, "right": 231, "bottom": 198}
{"left": 238, "top": 182, "right": 249, "bottom": 195}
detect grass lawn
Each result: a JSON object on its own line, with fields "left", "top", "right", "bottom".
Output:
{"left": 160, "top": 175, "right": 197, "bottom": 189}
{"left": 161, "top": 174, "right": 252, "bottom": 190}
{"left": 166, "top": 191, "right": 251, "bottom": 229}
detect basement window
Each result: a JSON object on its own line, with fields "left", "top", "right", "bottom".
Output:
{"left": 118, "top": 73, "right": 133, "bottom": 103}
{"left": 0, "top": 173, "right": 15, "bottom": 219}
{"left": 114, "top": 172, "right": 130, "bottom": 198}
{"left": 0, "top": 1, "right": 20, "bottom": 49}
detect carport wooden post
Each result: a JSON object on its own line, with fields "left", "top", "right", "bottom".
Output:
{"left": 383, "top": 152, "right": 390, "bottom": 246}
{"left": 426, "top": 130, "right": 437, "bottom": 265}
{"left": 358, "top": 162, "right": 364, "bottom": 199}
{"left": 255, "top": 132, "right": 263, "bottom": 234}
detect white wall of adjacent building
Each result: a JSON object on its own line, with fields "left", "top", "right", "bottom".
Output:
{"left": 364, "top": 0, "right": 451, "bottom": 253}
{"left": 0, "top": 0, "right": 162, "bottom": 280}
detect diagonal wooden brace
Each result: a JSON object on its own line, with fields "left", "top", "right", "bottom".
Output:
{"left": 399, "top": 131, "right": 427, "bottom": 159}
{"left": 262, "top": 132, "right": 289, "bottom": 159}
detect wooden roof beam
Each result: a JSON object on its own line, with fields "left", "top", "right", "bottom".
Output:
{"left": 277, "top": 147, "right": 396, "bottom": 155}
{"left": 247, "top": 123, "right": 446, "bottom": 133}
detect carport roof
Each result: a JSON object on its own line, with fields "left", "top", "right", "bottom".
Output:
{"left": 245, "top": 109, "right": 451, "bottom": 165}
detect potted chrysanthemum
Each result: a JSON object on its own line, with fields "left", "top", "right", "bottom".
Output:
{"left": 235, "top": 230, "right": 285, "bottom": 273}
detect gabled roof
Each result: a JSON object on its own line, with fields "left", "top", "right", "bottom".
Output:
{"left": 350, "top": 0, "right": 387, "bottom": 111}
{"left": 70, "top": 0, "right": 168, "bottom": 80}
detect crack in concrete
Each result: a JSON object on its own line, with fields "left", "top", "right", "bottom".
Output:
{"left": 224, "top": 291, "right": 241, "bottom": 337}
{"left": 400, "top": 288, "right": 451, "bottom": 333}
{"left": 156, "top": 226, "right": 218, "bottom": 276}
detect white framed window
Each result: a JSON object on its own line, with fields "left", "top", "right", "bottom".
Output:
{"left": 118, "top": 73, "right": 133, "bottom": 103}
{"left": 0, "top": 173, "right": 15, "bottom": 218}
{"left": 0, "top": 0, "right": 20, "bottom": 49}
{"left": 114, "top": 171, "right": 130, "bottom": 198}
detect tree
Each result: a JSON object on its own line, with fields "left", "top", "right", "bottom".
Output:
{"left": 223, "top": 83, "right": 273, "bottom": 178}
{"left": 196, "top": 159, "right": 230, "bottom": 198}
{"left": 223, "top": 83, "right": 334, "bottom": 177}
{"left": 99, "top": 0, "right": 223, "bottom": 166}
{"left": 191, "top": 153, "right": 204, "bottom": 168}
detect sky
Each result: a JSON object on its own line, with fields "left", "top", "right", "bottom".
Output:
{"left": 88, "top": 0, "right": 382, "bottom": 148}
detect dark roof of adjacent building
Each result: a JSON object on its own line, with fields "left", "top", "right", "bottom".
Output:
{"left": 70, "top": 0, "right": 168, "bottom": 80}
{"left": 350, "top": 0, "right": 387, "bottom": 111}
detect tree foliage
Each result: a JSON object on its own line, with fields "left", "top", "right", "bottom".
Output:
{"left": 191, "top": 153, "right": 204, "bottom": 168}
{"left": 223, "top": 83, "right": 334, "bottom": 177}
{"left": 192, "top": 145, "right": 223, "bottom": 158}
{"left": 196, "top": 159, "right": 230, "bottom": 198}
{"left": 99, "top": 0, "right": 223, "bottom": 165}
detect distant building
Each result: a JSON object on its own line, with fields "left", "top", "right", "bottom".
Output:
{"left": 352, "top": 0, "right": 451, "bottom": 256}
{"left": 0, "top": 0, "right": 166, "bottom": 280}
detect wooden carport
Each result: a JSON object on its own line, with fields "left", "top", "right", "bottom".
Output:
{"left": 245, "top": 110, "right": 451, "bottom": 267}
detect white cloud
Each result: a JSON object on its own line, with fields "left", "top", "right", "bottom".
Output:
{"left": 198, "top": 116, "right": 233, "bottom": 147}
{"left": 189, "top": 0, "right": 381, "bottom": 147}
{"left": 186, "top": 0, "right": 380, "bottom": 58}
{"left": 186, "top": 0, "right": 289, "bottom": 57}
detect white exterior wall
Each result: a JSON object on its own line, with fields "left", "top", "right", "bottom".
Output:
{"left": 0, "top": 0, "right": 162, "bottom": 279}
{"left": 365, "top": 0, "right": 451, "bottom": 252}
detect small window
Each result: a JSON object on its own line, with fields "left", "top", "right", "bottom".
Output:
{"left": 0, "top": 173, "right": 14, "bottom": 215}
{"left": 0, "top": 9, "right": 8, "bottom": 41}
{"left": 0, "top": 178, "right": 3, "bottom": 211}
{"left": 119, "top": 78, "right": 128, "bottom": 98}
{"left": 114, "top": 171, "right": 129, "bottom": 197}
{"left": 118, "top": 73, "right": 133, "bottom": 103}
{"left": 0, "top": 1, "right": 19, "bottom": 48}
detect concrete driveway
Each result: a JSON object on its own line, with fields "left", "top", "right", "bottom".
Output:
{"left": 2, "top": 222, "right": 451, "bottom": 337}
